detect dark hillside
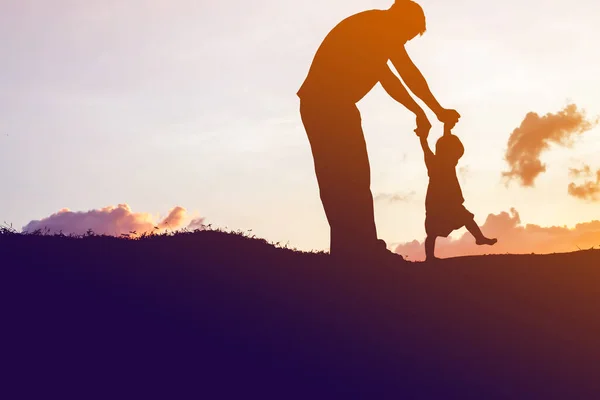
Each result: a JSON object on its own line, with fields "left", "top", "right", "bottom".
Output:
{"left": 2, "top": 229, "right": 599, "bottom": 399}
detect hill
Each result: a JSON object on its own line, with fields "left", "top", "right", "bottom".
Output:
{"left": 2, "top": 228, "right": 599, "bottom": 399}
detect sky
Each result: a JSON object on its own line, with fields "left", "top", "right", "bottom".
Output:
{"left": 2, "top": 0, "right": 600, "bottom": 259}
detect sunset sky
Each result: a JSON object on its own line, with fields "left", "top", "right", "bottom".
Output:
{"left": 2, "top": 0, "right": 600, "bottom": 260}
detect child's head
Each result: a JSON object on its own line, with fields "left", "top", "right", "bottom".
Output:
{"left": 435, "top": 134, "right": 464, "bottom": 165}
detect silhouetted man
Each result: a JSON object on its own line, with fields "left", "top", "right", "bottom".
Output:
{"left": 298, "top": 0, "right": 460, "bottom": 263}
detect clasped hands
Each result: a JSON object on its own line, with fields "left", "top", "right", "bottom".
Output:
{"left": 414, "top": 108, "right": 461, "bottom": 139}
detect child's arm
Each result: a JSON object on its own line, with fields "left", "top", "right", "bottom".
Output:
{"left": 419, "top": 136, "right": 434, "bottom": 170}
{"left": 443, "top": 122, "right": 454, "bottom": 136}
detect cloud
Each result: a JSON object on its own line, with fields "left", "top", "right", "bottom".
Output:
{"left": 568, "top": 168, "right": 600, "bottom": 201}
{"left": 187, "top": 217, "right": 207, "bottom": 231}
{"left": 569, "top": 165, "right": 593, "bottom": 179}
{"left": 502, "top": 104, "right": 598, "bottom": 186}
{"left": 23, "top": 204, "right": 202, "bottom": 236}
{"left": 160, "top": 206, "right": 187, "bottom": 229}
{"left": 374, "top": 191, "right": 416, "bottom": 203}
{"left": 394, "top": 208, "right": 600, "bottom": 261}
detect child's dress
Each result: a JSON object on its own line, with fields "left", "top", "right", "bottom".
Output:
{"left": 424, "top": 154, "right": 474, "bottom": 237}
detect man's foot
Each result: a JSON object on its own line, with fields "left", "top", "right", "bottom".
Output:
{"left": 372, "top": 239, "right": 407, "bottom": 265}
{"left": 476, "top": 237, "right": 498, "bottom": 246}
{"left": 329, "top": 240, "right": 407, "bottom": 266}
{"left": 425, "top": 256, "right": 441, "bottom": 263}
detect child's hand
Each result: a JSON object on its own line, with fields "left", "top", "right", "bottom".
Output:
{"left": 443, "top": 120, "right": 457, "bottom": 135}
{"left": 415, "top": 113, "right": 431, "bottom": 138}
{"left": 415, "top": 127, "right": 429, "bottom": 139}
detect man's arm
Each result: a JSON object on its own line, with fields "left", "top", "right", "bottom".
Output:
{"left": 390, "top": 47, "right": 460, "bottom": 125}
{"left": 379, "top": 65, "right": 431, "bottom": 136}
{"left": 380, "top": 65, "right": 424, "bottom": 116}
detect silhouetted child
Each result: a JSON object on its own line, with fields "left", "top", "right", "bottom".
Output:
{"left": 419, "top": 123, "right": 497, "bottom": 261}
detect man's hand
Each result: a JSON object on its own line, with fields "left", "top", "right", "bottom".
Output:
{"left": 437, "top": 108, "right": 461, "bottom": 126}
{"left": 414, "top": 112, "right": 431, "bottom": 138}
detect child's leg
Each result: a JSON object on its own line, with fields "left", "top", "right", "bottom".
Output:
{"left": 465, "top": 219, "right": 497, "bottom": 246}
{"left": 425, "top": 235, "right": 437, "bottom": 260}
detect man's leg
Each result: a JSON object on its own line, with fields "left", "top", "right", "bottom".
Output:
{"left": 300, "top": 101, "right": 378, "bottom": 259}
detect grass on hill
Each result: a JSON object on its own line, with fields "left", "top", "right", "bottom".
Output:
{"left": 1, "top": 226, "right": 599, "bottom": 398}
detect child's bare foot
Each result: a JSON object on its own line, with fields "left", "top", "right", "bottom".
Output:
{"left": 476, "top": 237, "right": 497, "bottom": 246}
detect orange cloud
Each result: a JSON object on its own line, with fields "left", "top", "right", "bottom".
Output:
{"left": 569, "top": 165, "right": 593, "bottom": 179}
{"left": 568, "top": 168, "right": 600, "bottom": 201}
{"left": 22, "top": 204, "right": 198, "bottom": 236}
{"left": 503, "top": 104, "right": 597, "bottom": 187}
{"left": 394, "top": 208, "right": 600, "bottom": 261}
{"left": 159, "top": 206, "right": 187, "bottom": 229}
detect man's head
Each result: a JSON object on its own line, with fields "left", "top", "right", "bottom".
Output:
{"left": 389, "top": 0, "right": 426, "bottom": 42}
